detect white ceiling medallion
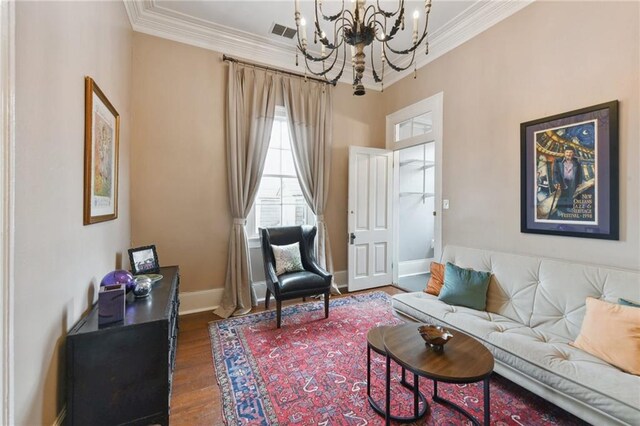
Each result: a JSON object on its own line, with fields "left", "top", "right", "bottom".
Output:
{"left": 124, "top": 0, "right": 533, "bottom": 92}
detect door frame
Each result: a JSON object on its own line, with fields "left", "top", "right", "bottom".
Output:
{"left": 0, "top": 1, "right": 15, "bottom": 423}
{"left": 386, "top": 92, "right": 444, "bottom": 285}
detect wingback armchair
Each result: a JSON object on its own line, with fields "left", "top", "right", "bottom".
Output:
{"left": 260, "top": 225, "right": 332, "bottom": 328}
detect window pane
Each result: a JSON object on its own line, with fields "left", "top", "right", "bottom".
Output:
{"left": 281, "top": 149, "right": 296, "bottom": 176}
{"left": 263, "top": 149, "right": 281, "bottom": 175}
{"left": 395, "top": 119, "right": 412, "bottom": 141}
{"left": 282, "top": 204, "right": 307, "bottom": 226}
{"left": 256, "top": 176, "right": 281, "bottom": 204}
{"left": 412, "top": 112, "right": 433, "bottom": 136}
{"left": 270, "top": 121, "right": 282, "bottom": 149}
{"left": 257, "top": 203, "right": 281, "bottom": 228}
{"left": 281, "top": 123, "right": 291, "bottom": 149}
{"left": 282, "top": 177, "right": 304, "bottom": 204}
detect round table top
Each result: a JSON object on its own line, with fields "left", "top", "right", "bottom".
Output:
{"left": 367, "top": 325, "right": 393, "bottom": 353}
{"left": 383, "top": 323, "right": 494, "bottom": 383}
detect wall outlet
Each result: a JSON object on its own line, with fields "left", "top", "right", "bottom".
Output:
{"left": 443, "top": 199, "right": 450, "bottom": 209}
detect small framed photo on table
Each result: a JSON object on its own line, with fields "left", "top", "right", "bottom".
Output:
{"left": 128, "top": 245, "right": 160, "bottom": 275}
{"left": 520, "top": 100, "right": 619, "bottom": 240}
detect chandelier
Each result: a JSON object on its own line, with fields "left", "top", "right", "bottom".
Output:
{"left": 294, "top": 0, "right": 432, "bottom": 96}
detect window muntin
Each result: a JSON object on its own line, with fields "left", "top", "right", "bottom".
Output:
{"left": 394, "top": 111, "right": 433, "bottom": 143}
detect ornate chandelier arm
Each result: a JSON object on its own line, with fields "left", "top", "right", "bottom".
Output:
{"left": 302, "top": 45, "right": 342, "bottom": 75}
{"left": 383, "top": 24, "right": 428, "bottom": 55}
{"left": 383, "top": 48, "right": 417, "bottom": 72}
{"left": 316, "top": 19, "right": 350, "bottom": 50}
{"left": 302, "top": 43, "right": 346, "bottom": 84}
{"left": 375, "top": 0, "right": 402, "bottom": 18}
{"left": 370, "top": 43, "right": 383, "bottom": 83}
{"left": 316, "top": 0, "right": 345, "bottom": 22}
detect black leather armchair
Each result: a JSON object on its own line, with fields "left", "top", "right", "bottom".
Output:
{"left": 260, "top": 225, "right": 332, "bottom": 328}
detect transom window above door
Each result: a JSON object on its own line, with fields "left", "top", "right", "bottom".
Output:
{"left": 395, "top": 112, "right": 433, "bottom": 143}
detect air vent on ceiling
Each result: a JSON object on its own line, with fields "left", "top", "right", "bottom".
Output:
{"left": 270, "top": 23, "right": 297, "bottom": 39}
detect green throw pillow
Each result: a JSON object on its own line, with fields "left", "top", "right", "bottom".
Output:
{"left": 618, "top": 298, "right": 640, "bottom": 308}
{"left": 438, "top": 262, "right": 491, "bottom": 310}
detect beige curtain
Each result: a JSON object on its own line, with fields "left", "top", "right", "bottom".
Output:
{"left": 214, "top": 63, "right": 278, "bottom": 318}
{"left": 282, "top": 78, "right": 339, "bottom": 294}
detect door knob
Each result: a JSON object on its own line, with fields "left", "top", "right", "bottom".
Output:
{"left": 349, "top": 233, "right": 356, "bottom": 245}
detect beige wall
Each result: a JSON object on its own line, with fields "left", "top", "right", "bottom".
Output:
{"left": 131, "top": 33, "right": 385, "bottom": 292}
{"left": 15, "top": 2, "right": 132, "bottom": 424}
{"left": 383, "top": 1, "right": 640, "bottom": 270}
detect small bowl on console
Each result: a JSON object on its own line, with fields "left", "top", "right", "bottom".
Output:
{"left": 418, "top": 325, "right": 454, "bottom": 353}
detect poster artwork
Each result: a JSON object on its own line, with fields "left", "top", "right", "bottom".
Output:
{"left": 93, "top": 110, "right": 114, "bottom": 208}
{"left": 534, "top": 120, "right": 597, "bottom": 225}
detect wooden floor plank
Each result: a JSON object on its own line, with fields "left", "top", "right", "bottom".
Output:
{"left": 169, "top": 286, "right": 405, "bottom": 425}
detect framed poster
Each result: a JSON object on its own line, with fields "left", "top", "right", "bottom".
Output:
{"left": 520, "top": 101, "right": 618, "bottom": 240}
{"left": 83, "top": 76, "right": 120, "bottom": 225}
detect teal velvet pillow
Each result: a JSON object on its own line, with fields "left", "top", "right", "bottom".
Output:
{"left": 438, "top": 262, "right": 491, "bottom": 310}
{"left": 618, "top": 298, "right": 640, "bottom": 308}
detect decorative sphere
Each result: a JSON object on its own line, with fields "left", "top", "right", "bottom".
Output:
{"left": 100, "top": 269, "right": 135, "bottom": 292}
{"left": 132, "top": 276, "right": 152, "bottom": 298}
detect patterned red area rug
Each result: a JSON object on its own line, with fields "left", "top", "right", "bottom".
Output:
{"left": 209, "top": 292, "right": 586, "bottom": 425}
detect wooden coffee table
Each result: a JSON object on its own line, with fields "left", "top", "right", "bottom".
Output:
{"left": 366, "top": 326, "right": 428, "bottom": 422}
{"left": 382, "top": 323, "right": 494, "bottom": 426}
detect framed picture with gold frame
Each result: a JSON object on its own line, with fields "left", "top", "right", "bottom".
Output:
{"left": 83, "top": 77, "right": 120, "bottom": 225}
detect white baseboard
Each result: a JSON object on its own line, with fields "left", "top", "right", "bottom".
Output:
{"left": 52, "top": 406, "right": 66, "bottom": 426}
{"left": 178, "top": 270, "right": 348, "bottom": 315}
{"left": 178, "top": 288, "right": 224, "bottom": 315}
{"left": 398, "top": 259, "right": 430, "bottom": 277}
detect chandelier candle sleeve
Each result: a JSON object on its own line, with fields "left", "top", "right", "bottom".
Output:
{"left": 293, "top": 0, "right": 433, "bottom": 96}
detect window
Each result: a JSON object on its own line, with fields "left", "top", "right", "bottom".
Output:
{"left": 247, "top": 108, "right": 313, "bottom": 239}
{"left": 394, "top": 112, "right": 433, "bottom": 142}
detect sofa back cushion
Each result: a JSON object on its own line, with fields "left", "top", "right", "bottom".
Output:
{"left": 441, "top": 246, "right": 540, "bottom": 324}
{"left": 441, "top": 245, "right": 640, "bottom": 342}
{"left": 530, "top": 260, "right": 640, "bottom": 340}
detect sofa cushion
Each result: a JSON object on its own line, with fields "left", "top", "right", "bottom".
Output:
{"left": 572, "top": 297, "right": 640, "bottom": 375}
{"left": 438, "top": 262, "right": 491, "bottom": 310}
{"left": 425, "top": 261, "right": 444, "bottom": 296}
{"left": 441, "top": 246, "right": 540, "bottom": 325}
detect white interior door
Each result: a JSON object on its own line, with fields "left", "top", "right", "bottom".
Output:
{"left": 348, "top": 146, "right": 393, "bottom": 292}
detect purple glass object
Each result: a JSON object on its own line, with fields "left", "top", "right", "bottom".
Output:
{"left": 100, "top": 269, "right": 135, "bottom": 292}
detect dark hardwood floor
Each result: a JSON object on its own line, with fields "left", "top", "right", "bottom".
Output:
{"left": 169, "top": 285, "right": 406, "bottom": 425}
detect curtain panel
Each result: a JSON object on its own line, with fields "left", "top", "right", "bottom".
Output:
{"left": 214, "top": 63, "right": 278, "bottom": 318}
{"left": 282, "top": 78, "right": 339, "bottom": 294}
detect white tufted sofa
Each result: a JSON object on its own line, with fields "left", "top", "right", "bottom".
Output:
{"left": 391, "top": 245, "right": 640, "bottom": 426}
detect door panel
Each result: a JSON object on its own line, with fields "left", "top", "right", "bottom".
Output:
{"left": 348, "top": 146, "right": 393, "bottom": 291}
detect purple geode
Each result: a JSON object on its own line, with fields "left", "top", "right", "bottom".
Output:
{"left": 100, "top": 269, "right": 135, "bottom": 292}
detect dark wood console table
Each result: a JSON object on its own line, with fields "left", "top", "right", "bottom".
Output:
{"left": 66, "top": 266, "right": 180, "bottom": 426}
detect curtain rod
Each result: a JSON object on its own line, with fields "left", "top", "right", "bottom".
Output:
{"left": 222, "top": 54, "right": 336, "bottom": 86}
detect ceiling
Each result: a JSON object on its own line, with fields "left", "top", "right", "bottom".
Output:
{"left": 125, "top": 0, "right": 532, "bottom": 91}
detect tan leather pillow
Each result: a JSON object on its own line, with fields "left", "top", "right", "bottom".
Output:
{"left": 572, "top": 297, "right": 640, "bottom": 375}
{"left": 425, "top": 262, "right": 444, "bottom": 296}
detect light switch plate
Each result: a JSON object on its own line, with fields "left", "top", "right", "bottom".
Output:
{"left": 443, "top": 199, "right": 450, "bottom": 209}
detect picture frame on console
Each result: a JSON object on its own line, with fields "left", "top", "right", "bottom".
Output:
{"left": 128, "top": 245, "right": 160, "bottom": 275}
{"left": 520, "top": 101, "right": 619, "bottom": 240}
{"left": 83, "top": 76, "right": 120, "bottom": 225}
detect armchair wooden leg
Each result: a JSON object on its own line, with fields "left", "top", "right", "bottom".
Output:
{"left": 265, "top": 289, "right": 271, "bottom": 310}
{"left": 302, "top": 297, "right": 306, "bottom": 302}
{"left": 324, "top": 291, "right": 330, "bottom": 319}
{"left": 276, "top": 300, "right": 282, "bottom": 328}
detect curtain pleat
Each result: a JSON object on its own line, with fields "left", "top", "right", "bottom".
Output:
{"left": 214, "top": 63, "right": 278, "bottom": 318}
{"left": 282, "top": 78, "right": 339, "bottom": 294}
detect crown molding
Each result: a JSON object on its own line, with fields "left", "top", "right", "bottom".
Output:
{"left": 124, "top": 0, "right": 533, "bottom": 92}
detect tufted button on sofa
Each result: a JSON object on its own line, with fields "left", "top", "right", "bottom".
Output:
{"left": 392, "top": 245, "right": 640, "bottom": 426}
